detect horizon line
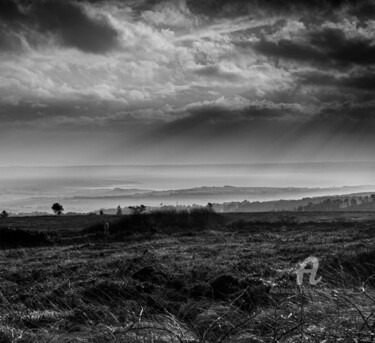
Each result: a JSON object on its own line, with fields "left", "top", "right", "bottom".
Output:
{"left": 1, "top": 160, "right": 375, "bottom": 168}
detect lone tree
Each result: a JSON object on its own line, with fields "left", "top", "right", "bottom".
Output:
{"left": 52, "top": 203, "right": 64, "bottom": 216}
{"left": 0, "top": 210, "right": 9, "bottom": 218}
{"left": 116, "top": 205, "right": 123, "bottom": 216}
{"left": 99, "top": 209, "right": 104, "bottom": 215}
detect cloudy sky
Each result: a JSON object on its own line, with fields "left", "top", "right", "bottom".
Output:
{"left": 1, "top": 0, "right": 375, "bottom": 166}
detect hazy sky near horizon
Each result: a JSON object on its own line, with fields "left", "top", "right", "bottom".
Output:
{"left": 1, "top": 0, "right": 375, "bottom": 166}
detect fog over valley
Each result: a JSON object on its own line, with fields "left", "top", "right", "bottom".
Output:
{"left": 1, "top": 163, "right": 375, "bottom": 214}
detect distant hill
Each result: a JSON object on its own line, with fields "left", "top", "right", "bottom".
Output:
{"left": 211, "top": 192, "right": 375, "bottom": 212}
{"left": 4, "top": 186, "right": 375, "bottom": 216}
{"left": 91, "top": 191, "right": 375, "bottom": 215}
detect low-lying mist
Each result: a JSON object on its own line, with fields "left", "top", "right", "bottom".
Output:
{"left": 1, "top": 162, "right": 375, "bottom": 214}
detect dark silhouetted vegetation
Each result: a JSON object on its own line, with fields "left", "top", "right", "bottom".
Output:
{"left": 83, "top": 207, "right": 224, "bottom": 238}
{"left": 128, "top": 204, "right": 146, "bottom": 215}
{"left": 116, "top": 205, "right": 123, "bottom": 216}
{"left": 0, "top": 226, "right": 50, "bottom": 249}
{"left": 51, "top": 203, "right": 64, "bottom": 216}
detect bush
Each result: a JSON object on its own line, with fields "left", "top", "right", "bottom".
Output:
{"left": 83, "top": 207, "right": 224, "bottom": 237}
{"left": 150, "top": 208, "right": 191, "bottom": 228}
{"left": 0, "top": 227, "right": 50, "bottom": 249}
{"left": 151, "top": 207, "right": 222, "bottom": 229}
{"left": 1, "top": 210, "right": 9, "bottom": 218}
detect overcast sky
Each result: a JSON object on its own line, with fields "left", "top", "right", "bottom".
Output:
{"left": 1, "top": 0, "right": 375, "bottom": 166}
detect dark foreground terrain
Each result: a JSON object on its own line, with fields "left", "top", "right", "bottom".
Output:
{"left": 0, "top": 212, "right": 375, "bottom": 342}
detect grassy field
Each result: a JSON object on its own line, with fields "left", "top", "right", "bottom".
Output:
{"left": 0, "top": 212, "right": 375, "bottom": 342}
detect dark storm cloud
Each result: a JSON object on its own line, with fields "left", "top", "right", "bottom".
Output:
{"left": 141, "top": 107, "right": 264, "bottom": 146}
{"left": 33, "top": 1, "right": 119, "bottom": 53}
{"left": 318, "top": 100, "right": 375, "bottom": 125}
{"left": 186, "top": 0, "right": 365, "bottom": 18}
{"left": 252, "top": 28, "right": 375, "bottom": 68}
{"left": 252, "top": 38, "right": 327, "bottom": 64}
{"left": 298, "top": 70, "right": 375, "bottom": 91}
{"left": 342, "top": 74, "right": 375, "bottom": 91}
{"left": 0, "top": 29, "right": 23, "bottom": 52}
{"left": 309, "top": 29, "right": 375, "bottom": 66}
{"left": 136, "top": 99, "right": 312, "bottom": 158}
{"left": 0, "top": 0, "right": 26, "bottom": 22}
{"left": 0, "top": 97, "right": 104, "bottom": 124}
{"left": 179, "top": 100, "right": 305, "bottom": 129}
{"left": 0, "top": 0, "right": 119, "bottom": 53}
{"left": 193, "top": 65, "right": 241, "bottom": 81}
{"left": 349, "top": 1, "right": 375, "bottom": 20}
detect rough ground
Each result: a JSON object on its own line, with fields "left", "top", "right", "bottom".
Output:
{"left": 0, "top": 212, "right": 374, "bottom": 342}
